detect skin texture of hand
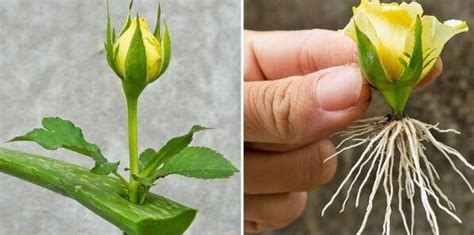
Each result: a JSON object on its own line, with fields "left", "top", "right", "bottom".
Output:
{"left": 243, "top": 29, "right": 442, "bottom": 233}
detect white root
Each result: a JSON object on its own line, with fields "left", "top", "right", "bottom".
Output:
{"left": 321, "top": 122, "right": 396, "bottom": 216}
{"left": 322, "top": 115, "right": 473, "bottom": 235}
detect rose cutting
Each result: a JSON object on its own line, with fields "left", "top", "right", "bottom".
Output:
{"left": 321, "top": 1, "right": 473, "bottom": 235}
{"left": 0, "top": 1, "right": 238, "bottom": 234}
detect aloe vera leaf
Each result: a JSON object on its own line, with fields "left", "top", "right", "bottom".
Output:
{"left": 0, "top": 148, "right": 196, "bottom": 235}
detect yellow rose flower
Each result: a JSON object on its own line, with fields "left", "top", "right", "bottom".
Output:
{"left": 340, "top": 0, "right": 467, "bottom": 118}
{"left": 104, "top": 2, "right": 171, "bottom": 95}
{"left": 114, "top": 17, "right": 163, "bottom": 83}
{"left": 342, "top": 0, "right": 468, "bottom": 82}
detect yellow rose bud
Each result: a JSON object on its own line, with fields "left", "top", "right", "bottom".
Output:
{"left": 342, "top": 0, "right": 468, "bottom": 82}
{"left": 114, "top": 17, "right": 163, "bottom": 84}
{"left": 105, "top": 1, "right": 171, "bottom": 95}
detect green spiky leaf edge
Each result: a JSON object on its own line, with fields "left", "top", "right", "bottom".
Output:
{"left": 9, "top": 117, "right": 118, "bottom": 175}
{"left": 148, "top": 147, "right": 239, "bottom": 181}
{"left": 139, "top": 125, "right": 209, "bottom": 177}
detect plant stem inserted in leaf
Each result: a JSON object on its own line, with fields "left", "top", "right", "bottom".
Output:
{"left": 124, "top": 84, "right": 143, "bottom": 204}
{"left": 1, "top": 1, "right": 239, "bottom": 234}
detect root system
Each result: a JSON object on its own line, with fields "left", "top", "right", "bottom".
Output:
{"left": 322, "top": 115, "right": 473, "bottom": 235}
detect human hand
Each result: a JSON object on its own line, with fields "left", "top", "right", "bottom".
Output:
{"left": 243, "top": 29, "right": 442, "bottom": 233}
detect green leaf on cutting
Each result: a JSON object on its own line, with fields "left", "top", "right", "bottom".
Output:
{"left": 9, "top": 117, "right": 118, "bottom": 175}
{"left": 91, "top": 161, "right": 120, "bottom": 175}
{"left": 149, "top": 147, "right": 238, "bottom": 180}
{"left": 139, "top": 148, "right": 158, "bottom": 171}
{"left": 139, "top": 125, "right": 208, "bottom": 177}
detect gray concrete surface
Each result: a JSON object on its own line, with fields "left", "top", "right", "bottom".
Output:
{"left": 245, "top": 0, "right": 474, "bottom": 234}
{"left": 0, "top": 0, "right": 241, "bottom": 234}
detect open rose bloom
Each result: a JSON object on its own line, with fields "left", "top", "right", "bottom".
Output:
{"left": 321, "top": 1, "right": 473, "bottom": 235}
{"left": 341, "top": 0, "right": 468, "bottom": 117}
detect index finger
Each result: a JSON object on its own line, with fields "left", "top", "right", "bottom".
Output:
{"left": 244, "top": 29, "right": 357, "bottom": 81}
{"left": 244, "top": 29, "right": 443, "bottom": 88}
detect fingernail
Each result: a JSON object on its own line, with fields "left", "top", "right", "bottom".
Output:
{"left": 316, "top": 64, "right": 363, "bottom": 111}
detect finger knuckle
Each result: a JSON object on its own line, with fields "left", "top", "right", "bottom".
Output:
{"left": 278, "top": 193, "right": 307, "bottom": 226}
{"left": 302, "top": 141, "right": 337, "bottom": 190}
{"left": 316, "top": 140, "right": 338, "bottom": 184}
{"left": 263, "top": 80, "right": 295, "bottom": 142}
{"left": 298, "top": 29, "right": 320, "bottom": 74}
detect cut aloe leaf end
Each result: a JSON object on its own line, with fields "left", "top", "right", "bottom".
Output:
{"left": 0, "top": 148, "right": 196, "bottom": 235}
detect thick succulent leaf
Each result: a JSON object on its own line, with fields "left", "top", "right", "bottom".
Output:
{"left": 10, "top": 117, "right": 117, "bottom": 175}
{"left": 140, "top": 125, "right": 208, "bottom": 177}
{"left": 153, "top": 4, "right": 162, "bottom": 39}
{"left": 149, "top": 147, "right": 238, "bottom": 180}
{"left": 157, "top": 22, "right": 171, "bottom": 78}
{"left": 0, "top": 148, "right": 196, "bottom": 235}
{"left": 124, "top": 16, "right": 148, "bottom": 86}
{"left": 354, "top": 22, "right": 392, "bottom": 90}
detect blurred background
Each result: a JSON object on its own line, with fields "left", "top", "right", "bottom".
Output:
{"left": 245, "top": 0, "right": 473, "bottom": 234}
{"left": 0, "top": 0, "right": 240, "bottom": 234}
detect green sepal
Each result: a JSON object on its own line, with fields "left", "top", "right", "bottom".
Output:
{"left": 9, "top": 117, "right": 118, "bottom": 175}
{"left": 149, "top": 147, "right": 239, "bottom": 180}
{"left": 119, "top": 0, "right": 134, "bottom": 37}
{"left": 123, "top": 15, "right": 148, "bottom": 86}
{"left": 105, "top": 0, "right": 118, "bottom": 75}
{"left": 151, "top": 3, "right": 171, "bottom": 81}
{"left": 355, "top": 17, "right": 424, "bottom": 119}
{"left": 140, "top": 125, "right": 209, "bottom": 177}
{"left": 383, "top": 16, "right": 424, "bottom": 118}
{"left": 0, "top": 148, "right": 196, "bottom": 235}
{"left": 354, "top": 22, "right": 392, "bottom": 90}
{"left": 153, "top": 4, "right": 162, "bottom": 39}
{"left": 399, "top": 16, "right": 424, "bottom": 86}
{"left": 156, "top": 21, "right": 172, "bottom": 79}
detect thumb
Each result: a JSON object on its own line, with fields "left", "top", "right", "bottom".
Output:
{"left": 244, "top": 64, "right": 371, "bottom": 145}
